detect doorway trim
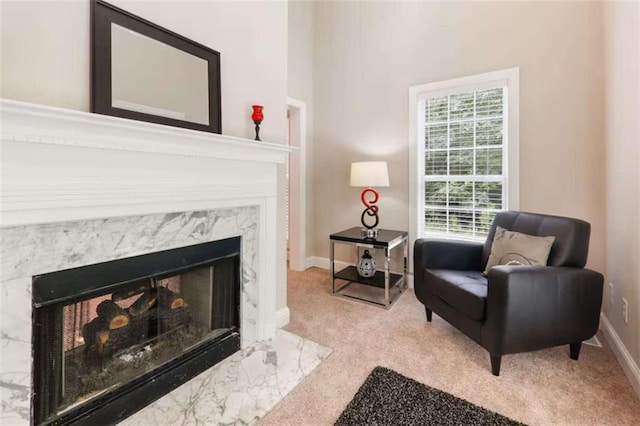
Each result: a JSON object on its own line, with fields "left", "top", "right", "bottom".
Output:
{"left": 286, "top": 97, "right": 307, "bottom": 271}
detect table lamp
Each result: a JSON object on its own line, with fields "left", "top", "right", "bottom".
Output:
{"left": 350, "top": 161, "right": 390, "bottom": 238}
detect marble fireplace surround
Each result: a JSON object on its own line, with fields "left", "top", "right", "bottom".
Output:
{"left": 0, "top": 99, "right": 294, "bottom": 423}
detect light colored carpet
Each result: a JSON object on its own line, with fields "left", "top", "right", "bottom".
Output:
{"left": 260, "top": 267, "right": 640, "bottom": 425}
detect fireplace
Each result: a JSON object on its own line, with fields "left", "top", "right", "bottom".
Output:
{"left": 1, "top": 100, "right": 290, "bottom": 424}
{"left": 32, "top": 237, "right": 241, "bottom": 425}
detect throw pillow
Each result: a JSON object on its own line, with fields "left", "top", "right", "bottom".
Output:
{"left": 483, "top": 226, "right": 555, "bottom": 275}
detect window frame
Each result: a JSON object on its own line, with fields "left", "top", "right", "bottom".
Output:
{"left": 409, "top": 68, "right": 520, "bottom": 251}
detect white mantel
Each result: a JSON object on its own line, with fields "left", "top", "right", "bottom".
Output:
{"left": 0, "top": 99, "right": 292, "bottom": 227}
{"left": 0, "top": 99, "right": 293, "bottom": 423}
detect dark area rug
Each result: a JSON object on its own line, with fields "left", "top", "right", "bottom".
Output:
{"left": 335, "top": 366, "right": 524, "bottom": 426}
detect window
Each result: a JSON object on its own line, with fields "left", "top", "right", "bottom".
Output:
{"left": 410, "top": 69, "right": 519, "bottom": 242}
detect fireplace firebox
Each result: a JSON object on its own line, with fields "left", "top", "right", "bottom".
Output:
{"left": 32, "top": 237, "right": 241, "bottom": 425}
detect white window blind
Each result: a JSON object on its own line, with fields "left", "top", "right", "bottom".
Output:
{"left": 421, "top": 86, "right": 507, "bottom": 239}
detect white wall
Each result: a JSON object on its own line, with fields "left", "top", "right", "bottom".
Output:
{"left": 1, "top": 0, "right": 90, "bottom": 110}
{"left": 0, "top": 0, "right": 289, "bottom": 311}
{"left": 310, "top": 1, "right": 606, "bottom": 274}
{"left": 603, "top": 0, "right": 640, "bottom": 381}
{"left": 288, "top": 0, "right": 315, "bottom": 258}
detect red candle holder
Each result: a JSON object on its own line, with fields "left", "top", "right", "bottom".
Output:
{"left": 251, "top": 105, "right": 264, "bottom": 141}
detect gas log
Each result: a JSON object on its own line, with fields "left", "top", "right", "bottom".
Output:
{"left": 129, "top": 289, "right": 158, "bottom": 317}
{"left": 112, "top": 281, "right": 153, "bottom": 302}
{"left": 96, "top": 299, "right": 130, "bottom": 329}
{"left": 128, "top": 286, "right": 185, "bottom": 316}
{"left": 81, "top": 317, "right": 102, "bottom": 352}
{"left": 95, "top": 324, "right": 146, "bottom": 358}
{"left": 157, "top": 286, "right": 186, "bottom": 310}
{"left": 83, "top": 287, "right": 189, "bottom": 357}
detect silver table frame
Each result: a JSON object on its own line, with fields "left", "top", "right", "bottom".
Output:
{"left": 330, "top": 231, "right": 408, "bottom": 309}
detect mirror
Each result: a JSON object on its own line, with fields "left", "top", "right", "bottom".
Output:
{"left": 92, "top": 0, "right": 221, "bottom": 133}
{"left": 111, "top": 24, "right": 210, "bottom": 125}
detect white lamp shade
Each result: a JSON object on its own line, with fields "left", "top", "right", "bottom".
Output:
{"left": 350, "top": 161, "right": 390, "bottom": 187}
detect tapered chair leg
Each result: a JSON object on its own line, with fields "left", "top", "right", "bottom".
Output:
{"left": 425, "top": 307, "right": 432, "bottom": 322}
{"left": 490, "top": 355, "right": 501, "bottom": 376}
{"left": 570, "top": 342, "right": 582, "bottom": 360}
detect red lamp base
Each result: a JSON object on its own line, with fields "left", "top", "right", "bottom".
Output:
{"left": 360, "top": 187, "right": 380, "bottom": 238}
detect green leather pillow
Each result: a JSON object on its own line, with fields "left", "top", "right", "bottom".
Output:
{"left": 483, "top": 226, "right": 555, "bottom": 275}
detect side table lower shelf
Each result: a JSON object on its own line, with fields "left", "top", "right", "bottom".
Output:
{"left": 334, "top": 266, "right": 403, "bottom": 289}
{"left": 333, "top": 266, "right": 406, "bottom": 308}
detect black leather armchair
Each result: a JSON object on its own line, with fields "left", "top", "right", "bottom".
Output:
{"left": 414, "top": 211, "right": 603, "bottom": 376}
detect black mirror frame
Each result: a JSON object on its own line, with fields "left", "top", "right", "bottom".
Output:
{"left": 91, "top": 0, "right": 222, "bottom": 134}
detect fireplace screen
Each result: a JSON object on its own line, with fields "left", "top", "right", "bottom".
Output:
{"left": 33, "top": 238, "right": 241, "bottom": 425}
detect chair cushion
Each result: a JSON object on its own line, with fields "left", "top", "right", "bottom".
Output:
{"left": 425, "top": 269, "right": 488, "bottom": 320}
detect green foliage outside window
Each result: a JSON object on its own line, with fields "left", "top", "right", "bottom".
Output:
{"left": 423, "top": 87, "right": 505, "bottom": 238}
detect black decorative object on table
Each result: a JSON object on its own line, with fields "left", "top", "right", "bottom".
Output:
{"left": 356, "top": 249, "right": 376, "bottom": 278}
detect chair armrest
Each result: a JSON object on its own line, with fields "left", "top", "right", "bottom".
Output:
{"left": 413, "top": 238, "right": 482, "bottom": 303}
{"left": 413, "top": 239, "right": 484, "bottom": 271}
{"left": 482, "top": 265, "right": 604, "bottom": 355}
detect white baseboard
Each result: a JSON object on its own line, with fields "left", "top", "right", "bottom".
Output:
{"left": 304, "top": 256, "right": 349, "bottom": 271}
{"left": 304, "top": 256, "right": 327, "bottom": 269}
{"left": 600, "top": 313, "right": 640, "bottom": 399}
{"left": 274, "top": 307, "right": 290, "bottom": 329}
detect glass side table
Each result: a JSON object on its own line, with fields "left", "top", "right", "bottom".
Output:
{"left": 330, "top": 227, "right": 408, "bottom": 309}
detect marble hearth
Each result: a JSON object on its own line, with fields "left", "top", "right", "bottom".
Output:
{"left": 0, "top": 99, "right": 296, "bottom": 423}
